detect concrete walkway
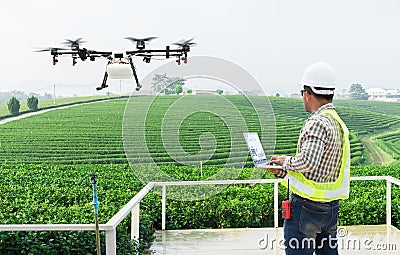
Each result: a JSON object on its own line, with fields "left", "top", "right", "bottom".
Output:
{"left": 147, "top": 225, "right": 399, "bottom": 255}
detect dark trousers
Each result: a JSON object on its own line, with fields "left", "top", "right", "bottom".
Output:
{"left": 284, "top": 193, "right": 340, "bottom": 255}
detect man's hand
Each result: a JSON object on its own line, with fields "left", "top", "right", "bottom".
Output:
{"left": 257, "top": 155, "right": 287, "bottom": 175}
{"left": 269, "top": 155, "right": 287, "bottom": 166}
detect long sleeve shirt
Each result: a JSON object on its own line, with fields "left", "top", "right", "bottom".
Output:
{"left": 276, "top": 103, "right": 343, "bottom": 183}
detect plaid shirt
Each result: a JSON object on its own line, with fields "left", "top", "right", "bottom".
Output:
{"left": 277, "top": 103, "right": 343, "bottom": 183}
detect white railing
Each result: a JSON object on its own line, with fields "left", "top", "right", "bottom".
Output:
{"left": 0, "top": 176, "right": 399, "bottom": 255}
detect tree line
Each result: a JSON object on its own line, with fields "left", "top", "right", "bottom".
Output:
{"left": 2, "top": 81, "right": 369, "bottom": 117}
{"left": 7, "top": 96, "right": 39, "bottom": 116}
{"left": 348, "top": 83, "right": 369, "bottom": 100}
{"left": 0, "top": 91, "right": 52, "bottom": 104}
{"left": 151, "top": 74, "right": 224, "bottom": 95}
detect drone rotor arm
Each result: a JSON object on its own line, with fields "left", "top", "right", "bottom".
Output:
{"left": 86, "top": 50, "right": 113, "bottom": 61}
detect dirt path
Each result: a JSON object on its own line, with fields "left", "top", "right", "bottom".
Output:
{"left": 362, "top": 138, "right": 384, "bottom": 165}
{"left": 362, "top": 127, "right": 400, "bottom": 165}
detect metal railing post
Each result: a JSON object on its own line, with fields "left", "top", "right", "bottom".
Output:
{"left": 131, "top": 202, "right": 140, "bottom": 240}
{"left": 105, "top": 228, "right": 117, "bottom": 255}
{"left": 274, "top": 182, "right": 279, "bottom": 228}
{"left": 162, "top": 185, "right": 166, "bottom": 230}
{"left": 386, "top": 180, "right": 391, "bottom": 227}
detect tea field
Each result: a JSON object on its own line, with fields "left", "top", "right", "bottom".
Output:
{"left": 1, "top": 95, "right": 399, "bottom": 166}
{"left": 0, "top": 164, "right": 398, "bottom": 254}
{"left": 0, "top": 95, "right": 399, "bottom": 254}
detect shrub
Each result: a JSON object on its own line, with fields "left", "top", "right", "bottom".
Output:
{"left": 7, "top": 96, "right": 20, "bottom": 116}
{"left": 27, "top": 96, "right": 39, "bottom": 111}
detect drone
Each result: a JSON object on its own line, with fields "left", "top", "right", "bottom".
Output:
{"left": 36, "top": 37, "right": 196, "bottom": 91}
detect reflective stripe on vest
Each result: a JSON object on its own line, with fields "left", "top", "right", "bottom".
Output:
{"left": 281, "top": 109, "right": 350, "bottom": 202}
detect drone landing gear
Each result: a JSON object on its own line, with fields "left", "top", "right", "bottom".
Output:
{"left": 96, "top": 71, "right": 109, "bottom": 91}
{"left": 96, "top": 59, "right": 142, "bottom": 91}
{"left": 128, "top": 57, "right": 142, "bottom": 91}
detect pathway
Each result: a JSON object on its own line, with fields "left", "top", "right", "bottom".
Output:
{"left": 146, "top": 225, "right": 399, "bottom": 255}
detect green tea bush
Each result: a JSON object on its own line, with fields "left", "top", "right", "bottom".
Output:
{"left": 0, "top": 164, "right": 157, "bottom": 254}
{"left": 0, "top": 164, "right": 399, "bottom": 254}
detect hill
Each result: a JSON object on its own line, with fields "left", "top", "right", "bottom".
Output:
{"left": 335, "top": 99, "right": 400, "bottom": 116}
{"left": 0, "top": 95, "right": 398, "bottom": 166}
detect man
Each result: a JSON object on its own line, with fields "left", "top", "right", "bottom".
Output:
{"left": 264, "top": 61, "right": 350, "bottom": 255}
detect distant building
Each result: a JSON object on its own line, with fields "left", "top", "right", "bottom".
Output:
{"left": 366, "top": 88, "right": 400, "bottom": 102}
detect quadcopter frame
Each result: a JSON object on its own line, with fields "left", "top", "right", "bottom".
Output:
{"left": 39, "top": 37, "right": 195, "bottom": 91}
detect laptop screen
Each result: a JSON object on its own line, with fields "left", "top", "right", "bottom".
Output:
{"left": 243, "top": 132, "right": 268, "bottom": 165}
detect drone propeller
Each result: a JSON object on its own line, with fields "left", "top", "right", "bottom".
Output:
{"left": 63, "top": 38, "right": 86, "bottom": 50}
{"left": 173, "top": 38, "right": 196, "bottom": 47}
{"left": 34, "top": 47, "right": 67, "bottom": 52}
{"left": 125, "top": 37, "right": 157, "bottom": 50}
{"left": 125, "top": 37, "right": 158, "bottom": 43}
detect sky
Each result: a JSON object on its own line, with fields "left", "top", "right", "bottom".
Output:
{"left": 0, "top": 0, "right": 399, "bottom": 97}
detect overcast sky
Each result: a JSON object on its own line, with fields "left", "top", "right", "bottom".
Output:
{"left": 0, "top": 0, "right": 399, "bottom": 96}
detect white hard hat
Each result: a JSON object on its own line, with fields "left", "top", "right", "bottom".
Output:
{"left": 300, "top": 61, "right": 336, "bottom": 95}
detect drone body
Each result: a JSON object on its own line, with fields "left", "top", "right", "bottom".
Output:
{"left": 37, "top": 37, "right": 196, "bottom": 91}
{"left": 107, "top": 63, "right": 133, "bottom": 80}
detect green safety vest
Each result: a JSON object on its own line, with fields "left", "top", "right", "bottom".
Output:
{"left": 281, "top": 109, "right": 350, "bottom": 202}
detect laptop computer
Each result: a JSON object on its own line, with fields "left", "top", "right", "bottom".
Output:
{"left": 243, "top": 132, "right": 282, "bottom": 169}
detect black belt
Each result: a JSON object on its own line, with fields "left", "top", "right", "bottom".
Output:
{"left": 292, "top": 193, "right": 338, "bottom": 204}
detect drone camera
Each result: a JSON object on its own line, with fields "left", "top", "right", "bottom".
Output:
{"left": 90, "top": 56, "right": 96, "bottom": 61}
{"left": 114, "top": 53, "right": 123, "bottom": 59}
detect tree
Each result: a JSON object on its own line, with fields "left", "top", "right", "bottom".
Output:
{"left": 216, "top": 89, "right": 223, "bottom": 95}
{"left": 151, "top": 74, "right": 185, "bottom": 95}
{"left": 349, "top": 83, "right": 369, "bottom": 100}
{"left": 151, "top": 73, "right": 168, "bottom": 94}
{"left": 167, "top": 77, "right": 185, "bottom": 95}
{"left": 174, "top": 85, "right": 183, "bottom": 95}
{"left": 186, "top": 89, "right": 193, "bottom": 94}
{"left": 275, "top": 93, "right": 280, "bottom": 97}
{"left": 27, "top": 95, "right": 39, "bottom": 111}
{"left": 7, "top": 96, "right": 20, "bottom": 116}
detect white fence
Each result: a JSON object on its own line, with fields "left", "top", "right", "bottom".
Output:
{"left": 0, "top": 176, "right": 399, "bottom": 255}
